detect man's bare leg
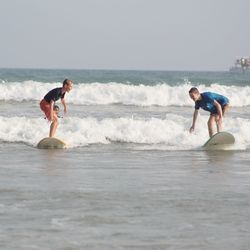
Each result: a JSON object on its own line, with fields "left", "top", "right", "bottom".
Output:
{"left": 207, "top": 115, "right": 216, "bottom": 137}
{"left": 49, "top": 113, "right": 58, "bottom": 137}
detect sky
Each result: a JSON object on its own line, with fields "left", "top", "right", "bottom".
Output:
{"left": 0, "top": 0, "right": 250, "bottom": 71}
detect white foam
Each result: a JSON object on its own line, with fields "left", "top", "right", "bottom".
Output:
{"left": 0, "top": 115, "right": 249, "bottom": 150}
{"left": 1, "top": 81, "right": 250, "bottom": 107}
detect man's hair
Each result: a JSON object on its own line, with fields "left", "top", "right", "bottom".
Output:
{"left": 189, "top": 87, "right": 199, "bottom": 94}
{"left": 63, "top": 79, "right": 72, "bottom": 86}
{"left": 53, "top": 105, "right": 59, "bottom": 111}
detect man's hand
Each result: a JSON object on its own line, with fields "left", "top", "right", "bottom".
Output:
{"left": 189, "top": 125, "right": 195, "bottom": 133}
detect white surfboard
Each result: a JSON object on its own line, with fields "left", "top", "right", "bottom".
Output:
{"left": 37, "top": 137, "right": 67, "bottom": 149}
{"left": 203, "top": 132, "right": 235, "bottom": 150}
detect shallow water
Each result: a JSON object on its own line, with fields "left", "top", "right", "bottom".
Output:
{"left": 1, "top": 144, "right": 250, "bottom": 250}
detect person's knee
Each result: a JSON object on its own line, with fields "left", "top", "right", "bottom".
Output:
{"left": 207, "top": 119, "right": 213, "bottom": 126}
{"left": 52, "top": 117, "right": 59, "bottom": 125}
{"left": 223, "top": 104, "right": 230, "bottom": 116}
{"left": 53, "top": 113, "right": 58, "bottom": 121}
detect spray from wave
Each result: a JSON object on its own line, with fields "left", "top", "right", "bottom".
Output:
{"left": 0, "top": 81, "right": 250, "bottom": 107}
{"left": 0, "top": 115, "right": 249, "bottom": 150}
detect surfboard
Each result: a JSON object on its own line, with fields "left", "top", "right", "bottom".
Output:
{"left": 37, "top": 137, "right": 67, "bottom": 149}
{"left": 203, "top": 131, "right": 235, "bottom": 150}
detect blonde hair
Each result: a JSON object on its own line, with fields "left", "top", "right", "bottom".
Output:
{"left": 63, "top": 79, "right": 72, "bottom": 87}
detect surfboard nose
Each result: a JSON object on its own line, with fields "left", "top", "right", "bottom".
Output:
{"left": 203, "top": 132, "right": 235, "bottom": 150}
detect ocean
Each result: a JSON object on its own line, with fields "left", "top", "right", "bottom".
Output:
{"left": 1, "top": 68, "right": 250, "bottom": 249}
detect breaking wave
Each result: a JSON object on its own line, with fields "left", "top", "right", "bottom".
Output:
{"left": 0, "top": 115, "right": 249, "bottom": 150}
{"left": 0, "top": 81, "right": 250, "bottom": 107}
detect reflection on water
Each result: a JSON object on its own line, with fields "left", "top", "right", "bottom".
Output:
{"left": 204, "top": 150, "right": 235, "bottom": 163}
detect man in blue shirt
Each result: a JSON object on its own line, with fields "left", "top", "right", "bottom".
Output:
{"left": 189, "top": 87, "right": 230, "bottom": 137}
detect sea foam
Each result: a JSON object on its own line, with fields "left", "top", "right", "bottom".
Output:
{"left": 0, "top": 115, "right": 249, "bottom": 150}
{"left": 0, "top": 81, "right": 250, "bottom": 107}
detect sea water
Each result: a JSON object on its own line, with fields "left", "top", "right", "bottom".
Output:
{"left": 0, "top": 69, "right": 250, "bottom": 249}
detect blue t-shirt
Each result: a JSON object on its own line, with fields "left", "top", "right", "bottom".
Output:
{"left": 195, "top": 92, "right": 229, "bottom": 114}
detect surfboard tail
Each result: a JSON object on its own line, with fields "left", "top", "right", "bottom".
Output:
{"left": 37, "top": 137, "right": 67, "bottom": 149}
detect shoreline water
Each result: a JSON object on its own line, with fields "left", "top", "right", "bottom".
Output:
{"left": 0, "top": 68, "right": 250, "bottom": 249}
{"left": 1, "top": 143, "right": 250, "bottom": 249}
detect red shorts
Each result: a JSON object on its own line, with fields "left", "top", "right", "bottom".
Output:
{"left": 40, "top": 99, "right": 51, "bottom": 120}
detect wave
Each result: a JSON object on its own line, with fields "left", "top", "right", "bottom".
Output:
{"left": 0, "top": 115, "right": 249, "bottom": 150}
{"left": 0, "top": 81, "right": 250, "bottom": 107}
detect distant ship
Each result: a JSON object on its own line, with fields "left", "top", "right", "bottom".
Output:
{"left": 229, "top": 57, "right": 250, "bottom": 73}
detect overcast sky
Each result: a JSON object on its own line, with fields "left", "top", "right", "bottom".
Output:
{"left": 0, "top": 0, "right": 249, "bottom": 71}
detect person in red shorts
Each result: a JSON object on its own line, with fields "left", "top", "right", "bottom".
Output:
{"left": 40, "top": 79, "right": 73, "bottom": 137}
